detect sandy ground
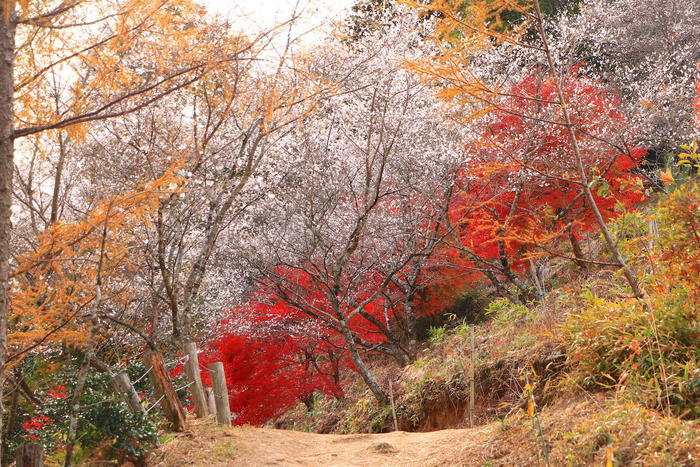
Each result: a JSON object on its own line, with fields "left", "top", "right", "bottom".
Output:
{"left": 153, "top": 419, "right": 500, "bottom": 467}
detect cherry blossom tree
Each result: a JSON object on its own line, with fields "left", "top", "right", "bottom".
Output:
{"left": 239, "top": 15, "right": 462, "bottom": 402}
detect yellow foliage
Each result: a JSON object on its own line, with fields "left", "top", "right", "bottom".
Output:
{"left": 13, "top": 0, "right": 251, "bottom": 140}
{"left": 402, "top": 0, "right": 534, "bottom": 119}
{"left": 8, "top": 165, "right": 186, "bottom": 363}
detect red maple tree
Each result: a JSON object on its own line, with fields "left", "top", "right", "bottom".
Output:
{"left": 448, "top": 71, "right": 646, "bottom": 281}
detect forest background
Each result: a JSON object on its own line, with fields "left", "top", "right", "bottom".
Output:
{"left": 0, "top": 0, "right": 697, "bottom": 465}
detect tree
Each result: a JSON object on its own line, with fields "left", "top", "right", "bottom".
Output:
{"left": 59, "top": 15, "right": 333, "bottom": 350}
{"left": 556, "top": 0, "right": 700, "bottom": 151}
{"left": 149, "top": 37, "right": 323, "bottom": 346}
{"left": 403, "top": 0, "right": 667, "bottom": 304}
{"left": 0, "top": 0, "right": 243, "bottom": 458}
{"left": 10, "top": 167, "right": 182, "bottom": 464}
{"left": 444, "top": 71, "right": 646, "bottom": 301}
{"left": 10, "top": 168, "right": 182, "bottom": 364}
{"left": 239, "top": 16, "right": 461, "bottom": 403}
{"left": 201, "top": 288, "right": 347, "bottom": 425}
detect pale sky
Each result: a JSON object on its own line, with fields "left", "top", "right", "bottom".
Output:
{"left": 198, "top": 0, "right": 356, "bottom": 41}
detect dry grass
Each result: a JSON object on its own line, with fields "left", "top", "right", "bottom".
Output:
{"left": 367, "top": 441, "right": 398, "bottom": 454}
{"left": 151, "top": 417, "right": 238, "bottom": 467}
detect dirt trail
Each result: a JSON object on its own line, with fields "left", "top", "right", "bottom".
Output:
{"left": 154, "top": 419, "right": 499, "bottom": 466}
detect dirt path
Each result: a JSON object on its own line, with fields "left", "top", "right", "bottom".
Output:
{"left": 154, "top": 419, "right": 499, "bottom": 466}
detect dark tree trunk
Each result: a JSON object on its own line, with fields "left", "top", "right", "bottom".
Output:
{"left": 14, "top": 443, "right": 42, "bottom": 467}
{"left": 49, "top": 133, "right": 67, "bottom": 224}
{"left": 405, "top": 292, "right": 417, "bottom": 362}
{"left": 0, "top": 8, "right": 16, "bottom": 464}
{"left": 1, "top": 370, "right": 20, "bottom": 467}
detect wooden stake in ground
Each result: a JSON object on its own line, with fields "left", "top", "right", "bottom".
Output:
{"left": 143, "top": 350, "right": 187, "bottom": 431}
{"left": 388, "top": 380, "right": 399, "bottom": 431}
{"left": 209, "top": 362, "right": 232, "bottom": 425}
{"left": 469, "top": 325, "right": 475, "bottom": 428}
{"left": 206, "top": 387, "right": 216, "bottom": 416}
{"left": 111, "top": 372, "right": 146, "bottom": 415}
{"left": 15, "top": 443, "right": 43, "bottom": 467}
{"left": 184, "top": 342, "right": 208, "bottom": 417}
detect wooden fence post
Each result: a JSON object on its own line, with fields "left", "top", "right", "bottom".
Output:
{"left": 15, "top": 442, "right": 43, "bottom": 467}
{"left": 184, "top": 342, "right": 208, "bottom": 418}
{"left": 208, "top": 362, "right": 231, "bottom": 425}
{"left": 205, "top": 387, "right": 216, "bottom": 416}
{"left": 111, "top": 372, "right": 146, "bottom": 415}
{"left": 469, "top": 325, "right": 476, "bottom": 428}
{"left": 388, "top": 380, "right": 399, "bottom": 431}
{"left": 143, "top": 350, "right": 187, "bottom": 431}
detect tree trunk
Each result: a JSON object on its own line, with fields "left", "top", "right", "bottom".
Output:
{"left": 0, "top": 9, "right": 16, "bottom": 464}
{"left": 64, "top": 313, "right": 98, "bottom": 467}
{"left": 49, "top": 132, "right": 67, "bottom": 224}
{"left": 405, "top": 292, "right": 417, "bottom": 362}
{"left": 533, "top": 1, "right": 647, "bottom": 305}
{"left": 568, "top": 227, "right": 588, "bottom": 271}
{"left": 111, "top": 373, "right": 146, "bottom": 415}
{"left": 143, "top": 350, "right": 187, "bottom": 432}
{"left": 484, "top": 270, "right": 522, "bottom": 305}
{"left": 1, "top": 370, "right": 20, "bottom": 467}
{"left": 14, "top": 443, "right": 42, "bottom": 467}
{"left": 339, "top": 324, "right": 387, "bottom": 405}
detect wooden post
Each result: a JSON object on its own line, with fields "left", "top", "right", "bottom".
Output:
{"left": 388, "top": 380, "right": 399, "bottom": 432}
{"left": 469, "top": 325, "right": 475, "bottom": 428}
{"left": 143, "top": 350, "right": 187, "bottom": 432}
{"left": 15, "top": 442, "right": 43, "bottom": 467}
{"left": 111, "top": 372, "right": 146, "bottom": 415}
{"left": 208, "top": 362, "right": 231, "bottom": 425}
{"left": 206, "top": 387, "right": 216, "bottom": 416}
{"left": 184, "top": 342, "right": 208, "bottom": 418}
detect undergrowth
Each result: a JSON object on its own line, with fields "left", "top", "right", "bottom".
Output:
{"left": 271, "top": 181, "right": 699, "bottom": 464}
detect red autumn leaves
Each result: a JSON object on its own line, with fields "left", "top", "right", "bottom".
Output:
{"left": 203, "top": 72, "right": 646, "bottom": 425}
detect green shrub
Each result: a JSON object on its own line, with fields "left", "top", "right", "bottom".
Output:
{"left": 563, "top": 289, "right": 698, "bottom": 418}
{"left": 427, "top": 325, "right": 447, "bottom": 344}
{"left": 486, "top": 298, "right": 532, "bottom": 328}
{"left": 17, "top": 362, "right": 160, "bottom": 463}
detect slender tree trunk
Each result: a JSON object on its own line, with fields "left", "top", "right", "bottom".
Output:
{"left": 405, "top": 292, "right": 417, "bottom": 362}
{"left": 0, "top": 8, "right": 16, "bottom": 464}
{"left": 529, "top": 259, "right": 545, "bottom": 301}
{"left": 63, "top": 303, "right": 98, "bottom": 467}
{"left": 404, "top": 261, "right": 422, "bottom": 363}
{"left": 49, "top": 132, "right": 67, "bottom": 224}
{"left": 63, "top": 296, "right": 102, "bottom": 467}
{"left": 339, "top": 324, "right": 387, "bottom": 405}
{"left": 484, "top": 270, "right": 522, "bottom": 305}
{"left": 567, "top": 227, "right": 588, "bottom": 271}
{"left": 1, "top": 369, "right": 20, "bottom": 467}
{"left": 532, "top": 2, "right": 647, "bottom": 304}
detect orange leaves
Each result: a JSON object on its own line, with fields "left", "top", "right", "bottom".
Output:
{"left": 13, "top": 0, "right": 251, "bottom": 141}
{"left": 653, "top": 182, "right": 700, "bottom": 297}
{"left": 403, "top": 0, "right": 534, "bottom": 117}
{"left": 659, "top": 169, "right": 675, "bottom": 186}
{"left": 9, "top": 166, "right": 186, "bottom": 359}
